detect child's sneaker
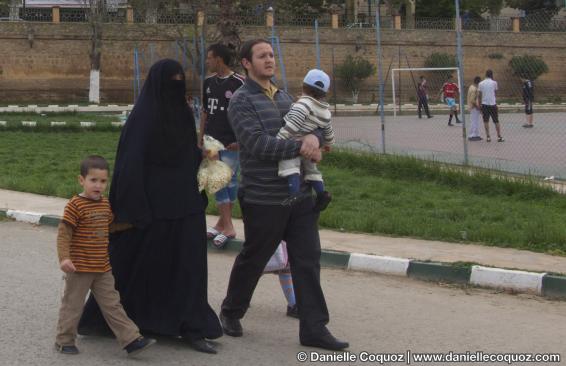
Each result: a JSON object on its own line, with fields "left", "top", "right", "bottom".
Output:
{"left": 313, "top": 191, "right": 332, "bottom": 212}
{"left": 55, "top": 343, "right": 79, "bottom": 355}
{"left": 125, "top": 336, "right": 156, "bottom": 356}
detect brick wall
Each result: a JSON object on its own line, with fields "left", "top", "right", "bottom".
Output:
{"left": 0, "top": 22, "right": 564, "bottom": 103}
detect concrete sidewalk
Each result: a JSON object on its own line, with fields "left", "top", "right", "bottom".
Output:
{"left": 2, "top": 188, "right": 566, "bottom": 275}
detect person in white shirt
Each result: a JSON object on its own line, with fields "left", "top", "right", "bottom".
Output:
{"left": 478, "top": 69, "right": 504, "bottom": 142}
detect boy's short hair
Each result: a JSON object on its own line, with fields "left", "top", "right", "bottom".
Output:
{"left": 302, "top": 83, "right": 327, "bottom": 99}
{"left": 486, "top": 69, "right": 493, "bottom": 78}
{"left": 473, "top": 76, "right": 481, "bottom": 84}
{"left": 80, "top": 155, "right": 109, "bottom": 177}
{"left": 207, "top": 43, "right": 233, "bottom": 66}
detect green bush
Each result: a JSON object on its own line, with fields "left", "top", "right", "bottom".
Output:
{"left": 424, "top": 52, "right": 457, "bottom": 79}
{"left": 335, "top": 55, "right": 376, "bottom": 102}
{"left": 509, "top": 55, "right": 549, "bottom": 81}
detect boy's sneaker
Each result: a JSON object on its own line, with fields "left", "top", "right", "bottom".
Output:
{"left": 125, "top": 336, "right": 156, "bottom": 356}
{"left": 497, "top": 137, "right": 505, "bottom": 142}
{"left": 313, "top": 191, "right": 332, "bottom": 212}
{"left": 55, "top": 343, "right": 79, "bottom": 355}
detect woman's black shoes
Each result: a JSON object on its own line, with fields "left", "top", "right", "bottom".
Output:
{"left": 187, "top": 338, "right": 217, "bottom": 354}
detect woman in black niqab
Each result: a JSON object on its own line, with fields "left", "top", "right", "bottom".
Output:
{"left": 78, "top": 59, "right": 223, "bottom": 353}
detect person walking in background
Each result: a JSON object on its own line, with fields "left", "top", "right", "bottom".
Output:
{"left": 417, "top": 75, "right": 432, "bottom": 119}
{"left": 440, "top": 74, "right": 460, "bottom": 126}
{"left": 478, "top": 69, "right": 504, "bottom": 142}
{"left": 521, "top": 76, "right": 534, "bottom": 128}
{"left": 467, "top": 76, "right": 482, "bottom": 141}
{"left": 200, "top": 43, "right": 245, "bottom": 248}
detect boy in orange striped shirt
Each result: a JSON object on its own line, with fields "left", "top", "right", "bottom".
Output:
{"left": 55, "top": 155, "right": 155, "bottom": 356}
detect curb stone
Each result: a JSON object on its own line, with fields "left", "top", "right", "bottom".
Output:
{"left": 2, "top": 209, "right": 565, "bottom": 300}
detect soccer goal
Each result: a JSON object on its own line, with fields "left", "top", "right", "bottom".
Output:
{"left": 391, "top": 67, "right": 461, "bottom": 117}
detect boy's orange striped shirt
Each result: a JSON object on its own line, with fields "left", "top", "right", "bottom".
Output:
{"left": 62, "top": 195, "right": 113, "bottom": 272}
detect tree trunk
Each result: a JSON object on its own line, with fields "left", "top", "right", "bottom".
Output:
{"left": 88, "top": 6, "right": 102, "bottom": 104}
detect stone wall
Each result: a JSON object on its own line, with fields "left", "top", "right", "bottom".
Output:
{"left": 0, "top": 22, "right": 564, "bottom": 103}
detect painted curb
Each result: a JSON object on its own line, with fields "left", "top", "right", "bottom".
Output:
{"left": 542, "top": 275, "right": 566, "bottom": 298}
{"left": 470, "top": 265, "right": 545, "bottom": 295}
{"left": 3, "top": 209, "right": 566, "bottom": 299}
{"left": 6, "top": 210, "right": 43, "bottom": 225}
{"left": 407, "top": 261, "right": 471, "bottom": 284}
{"left": 348, "top": 254, "right": 410, "bottom": 276}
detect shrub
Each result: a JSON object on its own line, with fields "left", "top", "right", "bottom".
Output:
{"left": 424, "top": 52, "right": 457, "bottom": 79}
{"left": 509, "top": 55, "right": 549, "bottom": 81}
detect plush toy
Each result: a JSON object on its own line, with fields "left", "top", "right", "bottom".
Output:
{"left": 197, "top": 135, "right": 233, "bottom": 194}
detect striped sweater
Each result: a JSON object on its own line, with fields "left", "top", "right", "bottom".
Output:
{"left": 58, "top": 195, "right": 112, "bottom": 272}
{"left": 278, "top": 95, "right": 335, "bottom": 146}
{"left": 227, "top": 78, "right": 304, "bottom": 205}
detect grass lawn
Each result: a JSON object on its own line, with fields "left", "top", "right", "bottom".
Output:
{"left": 1, "top": 130, "right": 565, "bottom": 256}
{"left": 0, "top": 112, "right": 123, "bottom": 130}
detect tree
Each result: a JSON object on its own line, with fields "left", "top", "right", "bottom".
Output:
{"left": 85, "top": 0, "right": 105, "bottom": 103}
{"left": 506, "top": 0, "right": 563, "bottom": 31}
{"left": 424, "top": 52, "right": 457, "bottom": 79}
{"left": 509, "top": 55, "right": 549, "bottom": 80}
{"left": 335, "top": 55, "right": 376, "bottom": 103}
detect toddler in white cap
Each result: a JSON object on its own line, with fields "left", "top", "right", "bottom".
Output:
{"left": 277, "top": 69, "right": 335, "bottom": 211}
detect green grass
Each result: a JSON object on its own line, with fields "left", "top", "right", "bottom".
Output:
{"left": 1, "top": 131, "right": 565, "bottom": 255}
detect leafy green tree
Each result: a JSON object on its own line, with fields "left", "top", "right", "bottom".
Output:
{"left": 509, "top": 55, "right": 549, "bottom": 80}
{"left": 335, "top": 55, "right": 376, "bottom": 103}
{"left": 424, "top": 52, "right": 457, "bottom": 79}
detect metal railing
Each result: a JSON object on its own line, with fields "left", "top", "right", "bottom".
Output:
{"left": 1, "top": 7, "right": 565, "bottom": 33}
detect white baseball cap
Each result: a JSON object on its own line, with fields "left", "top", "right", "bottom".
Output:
{"left": 303, "top": 69, "right": 330, "bottom": 93}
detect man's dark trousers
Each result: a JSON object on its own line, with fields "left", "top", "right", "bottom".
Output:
{"left": 221, "top": 193, "right": 330, "bottom": 341}
{"left": 418, "top": 95, "right": 431, "bottom": 118}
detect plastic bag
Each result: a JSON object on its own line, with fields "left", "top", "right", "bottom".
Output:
{"left": 264, "top": 241, "right": 290, "bottom": 273}
{"left": 197, "top": 135, "right": 233, "bottom": 194}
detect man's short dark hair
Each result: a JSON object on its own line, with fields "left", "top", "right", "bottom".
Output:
{"left": 302, "top": 83, "right": 326, "bottom": 99}
{"left": 239, "top": 39, "right": 271, "bottom": 75}
{"left": 474, "top": 76, "right": 481, "bottom": 84}
{"left": 486, "top": 69, "right": 493, "bottom": 78}
{"left": 207, "top": 43, "right": 232, "bottom": 66}
{"left": 80, "top": 155, "right": 109, "bottom": 177}
{"left": 447, "top": 74, "right": 453, "bottom": 80}
{"left": 420, "top": 75, "right": 424, "bottom": 80}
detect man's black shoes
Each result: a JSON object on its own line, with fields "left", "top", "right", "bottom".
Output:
{"left": 220, "top": 313, "right": 243, "bottom": 337}
{"left": 301, "top": 333, "right": 349, "bottom": 350}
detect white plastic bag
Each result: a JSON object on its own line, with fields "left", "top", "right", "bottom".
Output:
{"left": 197, "top": 135, "right": 233, "bottom": 194}
{"left": 264, "top": 241, "right": 289, "bottom": 273}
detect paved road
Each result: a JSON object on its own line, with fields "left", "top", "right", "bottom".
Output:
{"left": 1, "top": 221, "right": 565, "bottom": 366}
{"left": 333, "top": 113, "right": 566, "bottom": 179}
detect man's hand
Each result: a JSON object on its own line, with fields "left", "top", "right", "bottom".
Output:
{"left": 60, "top": 259, "right": 76, "bottom": 273}
{"left": 299, "top": 134, "right": 320, "bottom": 160}
{"left": 197, "top": 135, "right": 204, "bottom": 149}
{"left": 323, "top": 145, "right": 331, "bottom": 153}
{"left": 226, "top": 142, "right": 239, "bottom": 151}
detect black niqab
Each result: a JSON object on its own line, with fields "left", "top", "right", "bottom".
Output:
{"left": 110, "top": 59, "right": 204, "bottom": 228}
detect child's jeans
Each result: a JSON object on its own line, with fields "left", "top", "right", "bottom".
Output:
{"left": 278, "top": 156, "right": 323, "bottom": 182}
{"left": 56, "top": 271, "right": 140, "bottom": 348}
{"left": 214, "top": 150, "right": 239, "bottom": 205}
